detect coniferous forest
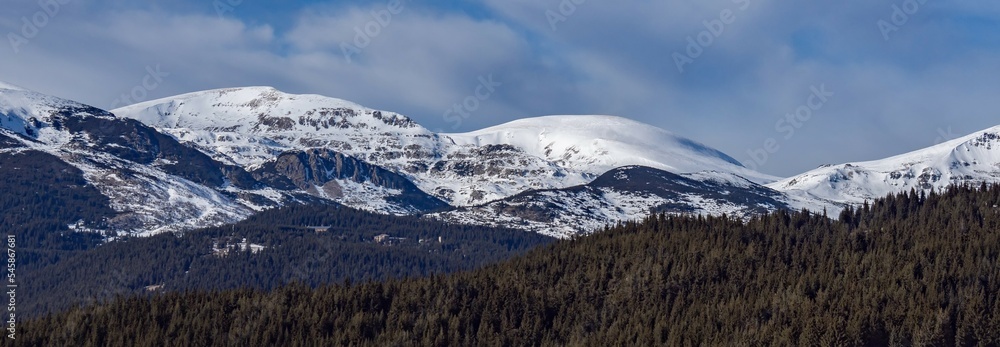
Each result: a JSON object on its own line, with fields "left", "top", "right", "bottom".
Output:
{"left": 12, "top": 184, "right": 1000, "bottom": 346}
{"left": 16, "top": 204, "right": 554, "bottom": 316}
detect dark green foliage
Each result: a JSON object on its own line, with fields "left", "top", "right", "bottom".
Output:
{"left": 17, "top": 204, "right": 551, "bottom": 317}
{"left": 0, "top": 149, "right": 115, "bottom": 253}
{"left": 15, "top": 184, "right": 1000, "bottom": 346}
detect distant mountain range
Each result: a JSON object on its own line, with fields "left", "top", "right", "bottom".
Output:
{"left": 4, "top": 81, "right": 1000, "bottom": 238}
{"left": 770, "top": 128, "right": 1000, "bottom": 207}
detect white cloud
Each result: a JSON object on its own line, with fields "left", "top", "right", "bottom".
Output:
{"left": 2, "top": 1, "right": 1000, "bottom": 176}
{"left": 1, "top": 5, "right": 532, "bottom": 127}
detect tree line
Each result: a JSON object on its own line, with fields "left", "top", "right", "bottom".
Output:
{"left": 17, "top": 203, "right": 553, "bottom": 317}
{"left": 14, "top": 184, "right": 1000, "bottom": 346}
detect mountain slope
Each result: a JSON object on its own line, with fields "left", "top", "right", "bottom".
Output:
{"left": 0, "top": 84, "right": 446, "bottom": 237}
{"left": 17, "top": 203, "right": 552, "bottom": 316}
{"left": 432, "top": 166, "right": 788, "bottom": 238}
{"left": 24, "top": 83, "right": 1000, "bottom": 239}
{"left": 770, "top": 125, "right": 1000, "bottom": 210}
{"left": 0, "top": 138, "right": 116, "bottom": 250}
{"left": 434, "top": 115, "right": 778, "bottom": 206}
{"left": 23, "top": 186, "right": 1000, "bottom": 346}
{"left": 249, "top": 148, "right": 448, "bottom": 214}
{"left": 113, "top": 86, "right": 433, "bottom": 166}
{"left": 444, "top": 115, "right": 775, "bottom": 184}
{"left": 113, "top": 87, "right": 777, "bottom": 207}
{"left": 1, "top": 84, "right": 258, "bottom": 235}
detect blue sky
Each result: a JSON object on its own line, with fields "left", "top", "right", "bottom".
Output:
{"left": 2, "top": 0, "right": 1000, "bottom": 176}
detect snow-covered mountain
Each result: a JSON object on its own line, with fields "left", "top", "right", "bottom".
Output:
{"left": 444, "top": 116, "right": 775, "bottom": 184}
{"left": 0, "top": 83, "right": 446, "bottom": 236}
{"left": 113, "top": 87, "right": 433, "bottom": 167}
{"left": 8, "top": 83, "right": 789, "bottom": 238}
{"left": 437, "top": 116, "right": 777, "bottom": 206}
{"left": 1, "top": 84, "right": 252, "bottom": 235}
{"left": 432, "top": 166, "right": 788, "bottom": 238}
{"left": 770, "top": 125, "right": 1000, "bottom": 211}
{"left": 113, "top": 87, "right": 777, "bottom": 207}
{"left": 31, "top": 82, "right": 1000, "bottom": 239}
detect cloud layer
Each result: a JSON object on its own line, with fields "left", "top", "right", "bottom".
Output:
{"left": 2, "top": 0, "right": 999, "bottom": 176}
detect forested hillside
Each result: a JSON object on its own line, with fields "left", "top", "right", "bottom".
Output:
{"left": 15, "top": 184, "right": 1000, "bottom": 346}
{"left": 18, "top": 204, "right": 553, "bottom": 316}
{"left": 0, "top": 146, "right": 115, "bottom": 253}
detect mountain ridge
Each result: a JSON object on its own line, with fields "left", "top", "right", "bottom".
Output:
{"left": 771, "top": 124, "right": 1000, "bottom": 209}
{"left": 10, "top": 81, "right": 1000, "bottom": 238}
{"left": 431, "top": 165, "right": 788, "bottom": 238}
{"left": 0, "top": 83, "right": 448, "bottom": 237}
{"left": 111, "top": 86, "right": 778, "bottom": 208}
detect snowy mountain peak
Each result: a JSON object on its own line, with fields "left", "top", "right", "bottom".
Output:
{"left": 444, "top": 115, "right": 775, "bottom": 185}
{"left": 113, "top": 87, "right": 436, "bottom": 168}
{"left": 447, "top": 115, "right": 741, "bottom": 165}
{"left": 770, "top": 124, "right": 1000, "bottom": 210}
{"left": 115, "top": 86, "right": 422, "bottom": 133}
{"left": 2, "top": 85, "right": 452, "bottom": 237}
{"left": 113, "top": 87, "right": 777, "bottom": 206}
{"left": 0, "top": 81, "right": 28, "bottom": 91}
{"left": 0, "top": 83, "right": 113, "bottom": 139}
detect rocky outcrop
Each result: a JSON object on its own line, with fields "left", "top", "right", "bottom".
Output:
{"left": 251, "top": 148, "right": 448, "bottom": 213}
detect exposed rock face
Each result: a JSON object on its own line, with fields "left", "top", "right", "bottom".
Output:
{"left": 431, "top": 166, "right": 789, "bottom": 238}
{"left": 251, "top": 148, "right": 449, "bottom": 214}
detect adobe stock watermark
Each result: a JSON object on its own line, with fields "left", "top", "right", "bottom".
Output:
{"left": 84, "top": 265, "right": 130, "bottom": 307}
{"left": 109, "top": 65, "right": 169, "bottom": 110}
{"left": 878, "top": 0, "right": 929, "bottom": 41}
{"left": 673, "top": 0, "right": 751, "bottom": 73}
{"left": 341, "top": 0, "right": 410, "bottom": 64}
{"left": 745, "top": 84, "right": 834, "bottom": 171}
{"left": 933, "top": 126, "right": 957, "bottom": 145}
{"left": 7, "top": 0, "right": 73, "bottom": 54}
{"left": 443, "top": 75, "right": 502, "bottom": 130}
{"left": 214, "top": 0, "right": 245, "bottom": 17}
{"left": 546, "top": 0, "right": 590, "bottom": 32}
{"left": 287, "top": 239, "right": 338, "bottom": 284}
